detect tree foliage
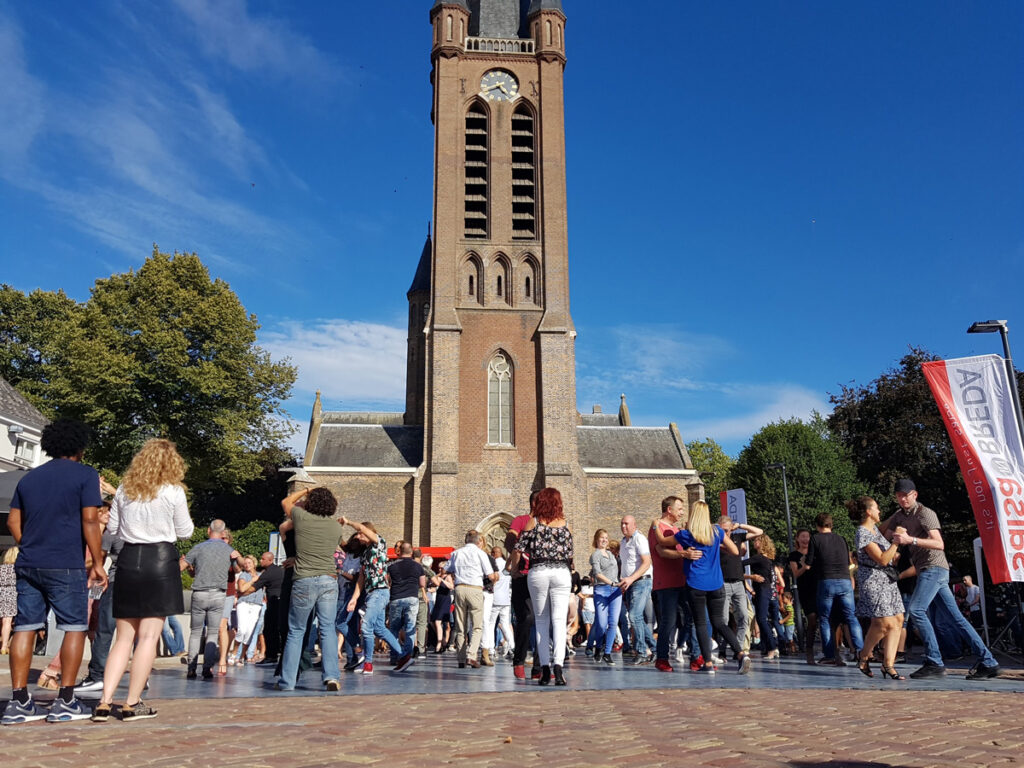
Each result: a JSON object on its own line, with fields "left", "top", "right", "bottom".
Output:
{"left": 0, "top": 247, "right": 297, "bottom": 496}
{"left": 827, "top": 346, "right": 1024, "bottom": 571}
{"left": 727, "top": 417, "right": 868, "bottom": 549}
{"left": 686, "top": 437, "right": 735, "bottom": 517}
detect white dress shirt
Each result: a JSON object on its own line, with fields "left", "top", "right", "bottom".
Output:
{"left": 108, "top": 483, "right": 195, "bottom": 544}
{"left": 449, "top": 543, "right": 496, "bottom": 587}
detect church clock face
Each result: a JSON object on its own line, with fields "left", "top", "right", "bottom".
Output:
{"left": 480, "top": 70, "right": 519, "bottom": 102}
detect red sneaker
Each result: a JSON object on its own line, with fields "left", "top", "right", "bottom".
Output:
{"left": 612, "top": 643, "right": 623, "bottom": 652}
{"left": 513, "top": 665, "right": 526, "bottom": 679}
{"left": 654, "top": 658, "right": 674, "bottom": 673}
{"left": 530, "top": 667, "right": 542, "bottom": 680}
{"left": 690, "top": 655, "right": 704, "bottom": 672}
{"left": 360, "top": 663, "right": 374, "bottom": 676}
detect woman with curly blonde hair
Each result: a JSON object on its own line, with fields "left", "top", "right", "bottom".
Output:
{"left": 92, "top": 439, "right": 194, "bottom": 723}
{"left": 744, "top": 533, "right": 782, "bottom": 659}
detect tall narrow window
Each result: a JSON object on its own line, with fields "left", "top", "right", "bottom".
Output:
{"left": 487, "top": 352, "right": 513, "bottom": 445}
{"left": 465, "top": 103, "right": 489, "bottom": 238}
{"left": 496, "top": 275, "right": 503, "bottom": 297}
{"left": 525, "top": 276, "right": 531, "bottom": 298}
{"left": 511, "top": 105, "right": 536, "bottom": 239}
{"left": 468, "top": 275, "right": 475, "bottom": 298}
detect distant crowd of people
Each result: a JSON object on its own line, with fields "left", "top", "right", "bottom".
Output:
{"left": 0, "top": 420, "right": 1010, "bottom": 726}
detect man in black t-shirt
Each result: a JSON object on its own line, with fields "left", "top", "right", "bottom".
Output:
{"left": 718, "top": 516, "right": 763, "bottom": 655}
{"left": 238, "top": 552, "right": 285, "bottom": 664}
{"left": 387, "top": 542, "right": 427, "bottom": 663}
{"left": 805, "top": 513, "right": 863, "bottom": 664}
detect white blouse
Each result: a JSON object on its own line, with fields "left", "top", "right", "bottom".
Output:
{"left": 108, "top": 483, "right": 195, "bottom": 544}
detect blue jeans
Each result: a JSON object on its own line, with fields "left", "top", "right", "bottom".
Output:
{"left": 335, "top": 579, "right": 363, "bottom": 663}
{"left": 362, "top": 588, "right": 403, "bottom": 660}
{"left": 768, "top": 598, "right": 786, "bottom": 648}
{"left": 13, "top": 567, "right": 89, "bottom": 632}
{"left": 624, "top": 578, "right": 655, "bottom": 656}
{"left": 753, "top": 585, "right": 778, "bottom": 653}
{"left": 591, "top": 584, "right": 622, "bottom": 655}
{"left": 907, "top": 567, "right": 997, "bottom": 668}
{"left": 88, "top": 581, "right": 116, "bottom": 679}
{"left": 817, "top": 578, "right": 864, "bottom": 658}
{"left": 162, "top": 615, "right": 185, "bottom": 654}
{"left": 388, "top": 596, "right": 419, "bottom": 661}
{"left": 279, "top": 575, "right": 340, "bottom": 689}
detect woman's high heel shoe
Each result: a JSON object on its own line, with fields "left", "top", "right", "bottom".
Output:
{"left": 539, "top": 665, "right": 551, "bottom": 686}
{"left": 881, "top": 666, "right": 906, "bottom": 680}
{"left": 857, "top": 657, "right": 873, "bottom": 678}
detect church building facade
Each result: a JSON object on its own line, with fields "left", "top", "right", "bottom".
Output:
{"left": 301, "top": 1, "right": 704, "bottom": 557}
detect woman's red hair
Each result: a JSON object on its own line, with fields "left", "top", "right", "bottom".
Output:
{"left": 532, "top": 487, "right": 564, "bottom": 524}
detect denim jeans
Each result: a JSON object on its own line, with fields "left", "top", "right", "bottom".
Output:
{"left": 388, "top": 596, "right": 419, "bottom": 661}
{"left": 907, "top": 567, "right": 997, "bottom": 667}
{"left": 13, "top": 566, "right": 89, "bottom": 631}
{"left": 527, "top": 566, "right": 572, "bottom": 667}
{"left": 361, "top": 587, "right": 403, "bottom": 661}
{"left": 753, "top": 584, "right": 778, "bottom": 653}
{"left": 816, "top": 578, "right": 864, "bottom": 658}
{"left": 88, "top": 580, "right": 116, "bottom": 679}
{"left": 624, "top": 577, "right": 654, "bottom": 656}
{"left": 279, "top": 575, "right": 340, "bottom": 688}
{"left": 161, "top": 615, "right": 185, "bottom": 654}
{"left": 591, "top": 584, "right": 622, "bottom": 655}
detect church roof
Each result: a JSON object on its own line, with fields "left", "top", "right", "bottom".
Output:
{"left": 528, "top": 0, "right": 563, "bottom": 15}
{"left": 432, "top": 0, "right": 470, "bottom": 10}
{"left": 579, "top": 412, "right": 620, "bottom": 427}
{"left": 408, "top": 235, "right": 431, "bottom": 296}
{"left": 310, "top": 424, "right": 424, "bottom": 468}
{"left": 577, "top": 426, "right": 689, "bottom": 471}
{"left": 321, "top": 412, "right": 405, "bottom": 426}
{"left": 0, "top": 377, "right": 48, "bottom": 431}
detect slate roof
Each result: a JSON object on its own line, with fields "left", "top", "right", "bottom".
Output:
{"left": 408, "top": 235, "right": 431, "bottom": 295}
{"left": 432, "top": 0, "right": 469, "bottom": 10}
{"left": 321, "top": 412, "right": 405, "bottom": 426}
{"left": 579, "top": 412, "right": 620, "bottom": 427}
{"left": 0, "top": 378, "right": 48, "bottom": 431}
{"left": 528, "top": 0, "right": 563, "bottom": 14}
{"left": 577, "top": 426, "right": 688, "bottom": 470}
{"left": 311, "top": 424, "right": 424, "bottom": 468}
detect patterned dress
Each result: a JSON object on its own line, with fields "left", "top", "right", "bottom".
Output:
{"left": 855, "top": 526, "right": 904, "bottom": 618}
{"left": 0, "top": 563, "right": 15, "bottom": 618}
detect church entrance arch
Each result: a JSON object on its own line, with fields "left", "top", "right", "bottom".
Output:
{"left": 477, "top": 512, "right": 514, "bottom": 554}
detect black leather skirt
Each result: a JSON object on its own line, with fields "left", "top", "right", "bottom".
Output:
{"left": 113, "top": 541, "right": 185, "bottom": 619}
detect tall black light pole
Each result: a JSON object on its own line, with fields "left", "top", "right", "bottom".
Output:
{"left": 968, "top": 320, "right": 1024, "bottom": 439}
{"left": 765, "top": 462, "right": 803, "bottom": 644}
{"left": 967, "top": 320, "right": 1024, "bottom": 649}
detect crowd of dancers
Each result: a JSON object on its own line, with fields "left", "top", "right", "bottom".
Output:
{"left": 1, "top": 419, "right": 1007, "bottom": 725}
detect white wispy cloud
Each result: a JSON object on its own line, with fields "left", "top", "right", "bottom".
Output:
{"left": 676, "top": 384, "right": 829, "bottom": 443}
{"left": 262, "top": 319, "right": 407, "bottom": 406}
{"left": 171, "top": 0, "right": 344, "bottom": 86}
{"left": 0, "top": 16, "right": 45, "bottom": 172}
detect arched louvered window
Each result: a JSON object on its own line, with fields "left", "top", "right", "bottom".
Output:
{"left": 487, "top": 352, "right": 513, "bottom": 445}
{"left": 511, "top": 105, "right": 536, "bottom": 239}
{"left": 465, "top": 103, "right": 489, "bottom": 238}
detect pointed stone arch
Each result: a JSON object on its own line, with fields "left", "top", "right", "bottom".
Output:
{"left": 461, "top": 252, "right": 484, "bottom": 305}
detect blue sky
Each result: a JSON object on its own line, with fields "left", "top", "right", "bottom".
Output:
{"left": 1, "top": 1, "right": 1022, "bottom": 458}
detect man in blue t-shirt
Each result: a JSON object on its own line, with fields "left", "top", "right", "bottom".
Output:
{"left": 2, "top": 420, "right": 106, "bottom": 725}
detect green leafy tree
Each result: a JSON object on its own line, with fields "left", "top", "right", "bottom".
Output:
{"left": 727, "top": 417, "right": 869, "bottom": 549}
{"left": 827, "top": 346, "right": 1024, "bottom": 571}
{"left": 232, "top": 520, "right": 279, "bottom": 559}
{"left": 0, "top": 247, "right": 297, "bottom": 497}
{"left": 686, "top": 437, "right": 735, "bottom": 517}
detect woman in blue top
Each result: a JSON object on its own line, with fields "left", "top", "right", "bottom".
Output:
{"left": 656, "top": 501, "right": 751, "bottom": 674}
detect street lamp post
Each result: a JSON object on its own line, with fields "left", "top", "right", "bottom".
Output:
{"left": 765, "top": 462, "right": 803, "bottom": 646}
{"left": 967, "top": 320, "right": 1024, "bottom": 439}
{"left": 967, "top": 320, "right": 1024, "bottom": 650}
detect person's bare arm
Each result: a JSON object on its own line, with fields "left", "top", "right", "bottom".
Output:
{"left": 7, "top": 507, "right": 22, "bottom": 544}
{"left": 347, "top": 570, "right": 365, "bottom": 612}
{"left": 82, "top": 505, "right": 107, "bottom": 588}
{"left": 281, "top": 488, "right": 309, "bottom": 517}
{"left": 862, "top": 540, "right": 899, "bottom": 567}
{"left": 340, "top": 516, "right": 379, "bottom": 545}
{"left": 893, "top": 527, "right": 943, "bottom": 551}
{"left": 720, "top": 530, "right": 739, "bottom": 556}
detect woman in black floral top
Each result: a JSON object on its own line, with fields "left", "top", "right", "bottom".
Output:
{"left": 510, "top": 488, "right": 574, "bottom": 686}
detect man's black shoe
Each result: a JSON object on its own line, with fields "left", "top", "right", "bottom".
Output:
{"left": 343, "top": 654, "right": 365, "bottom": 672}
{"left": 966, "top": 662, "right": 1000, "bottom": 680}
{"left": 909, "top": 662, "right": 947, "bottom": 679}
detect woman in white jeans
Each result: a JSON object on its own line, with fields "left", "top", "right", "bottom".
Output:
{"left": 510, "top": 487, "right": 574, "bottom": 686}
{"left": 233, "top": 557, "right": 264, "bottom": 664}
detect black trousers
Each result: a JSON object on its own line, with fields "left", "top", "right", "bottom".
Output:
{"left": 263, "top": 595, "right": 282, "bottom": 660}
{"left": 511, "top": 576, "right": 534, "bottom": 666}
{"left": 686, "top": 585, "right": 742, "bottom": 663}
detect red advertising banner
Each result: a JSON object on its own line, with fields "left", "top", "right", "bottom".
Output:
{"left": 922, "top": 355, "right": 1024, "bottom": 583}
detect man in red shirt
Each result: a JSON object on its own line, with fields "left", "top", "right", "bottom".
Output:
{"left": 648, "top": 496, "right": 702, "bottom": 672}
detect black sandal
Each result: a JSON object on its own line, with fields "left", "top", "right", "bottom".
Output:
{"left": 881, "top": 666, "right": 905, "bottom": 680}
{"left": 857, "top": 657, "right": 873, "bottom": 678}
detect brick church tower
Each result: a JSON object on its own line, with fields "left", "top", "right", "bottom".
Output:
{"left": 301, "top": 1, "right": 701, "bottom": 559}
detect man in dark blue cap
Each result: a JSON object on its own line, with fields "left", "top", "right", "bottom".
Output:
{"left": 881, "top": 478, "right": 999, "bottom": 680}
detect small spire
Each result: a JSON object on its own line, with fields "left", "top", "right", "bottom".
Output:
{"left": 618, "top": 393, "right": 632, "bottom": 426}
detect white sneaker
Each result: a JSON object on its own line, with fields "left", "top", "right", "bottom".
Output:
{"left": 711, "top": 653, "right": 724, "bottom": 665}
{"left": 675, "top": 648, "right": 688, "bottom": 665}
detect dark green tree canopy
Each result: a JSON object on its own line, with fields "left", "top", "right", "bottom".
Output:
{"left": 827, "top": 346, "right": 1024, "bottom": 571}
{"left": 726, "top": 417, "right": 869, "bottom": 549}
{"left": 0, "top": 247, "right": 297, "bottom": 495}
{"left": 686, "top": 437, "right": 735, "bottom": 518}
